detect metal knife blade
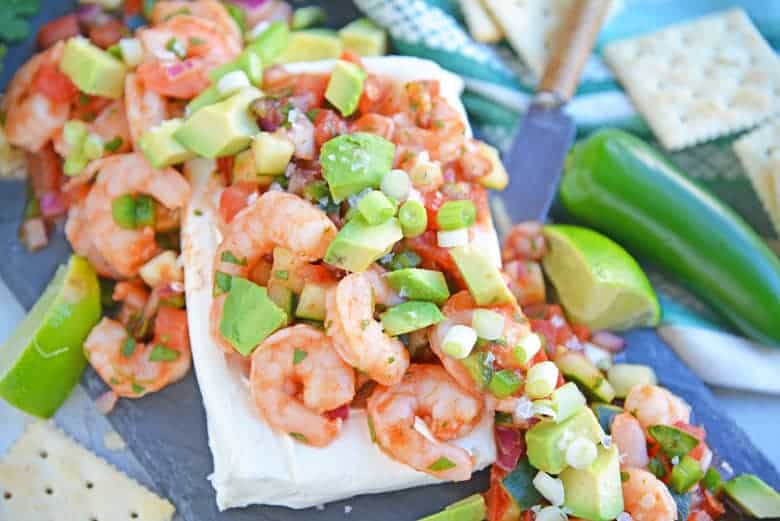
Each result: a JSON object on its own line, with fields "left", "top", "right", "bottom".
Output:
{"left": 491, "top": 102, "right": 575, "bottom": 239}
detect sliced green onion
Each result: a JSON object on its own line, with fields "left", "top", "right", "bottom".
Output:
{"left": 471, "top": 309, "right": 504, "bottom": 340}
{"left": 514, "top": 333, "right": 542, "bottom": 365}
{"left": 532, "top": 471, "right": 564, "bottom": 507}
{"left": 134, "top": 195, "right": 156, "bottom": 227}
{"left": 550, "top": 382, "right": 586, "bottom": 423}
{"left": 83, "top": 133, "right": 105, "bottom": 160}
{"left": 380, "top": 169, "right": 411, "bottom": 201}
{"left": 534, "top": 506, "right": 567, "bottom": 521}
{"left": 532, "top": 398, "right": 556, "bottom": 420}
{"left": 525, "top": 361, "right": 558, "bottom": 399}
{"left": 149, "top": 345, "right": 181, "bottom": 362}
{"left": 565, "top": 437, "right": 598, "bottom": 470}
{"left": 488, "top": 369, "right": 522, "bottom": 398}
{"left": 224, "top": 3, "right": 247, "bottom": 33}
{"left": 437, "top": 228, "right": 469, "bottom": 248}
{"left": 386, "top": 250, "right": 422, "bottom": 271}
{"left": 442, "top": 324, "right": 477, "bottom": 359}
{"left": 112, "top": 194, "right": 137, "bottom": 229}
{"left": 461, "top": 351, "right": 494, "bottom": 389}
{"left": 63, "top": 120, "right": 88, "bottom": 147}
{"left": 398, "top": 200, "right": 427, "bottom": 238}
{"left": 118, "top": 37, "right": 144, "bottom": 67}
{"left": 64, "top": 153, "right": 88, "bottom": 176}
{"left": 436, "top": 200, "right": 476, "bottom": 230}
{"left": 357, "top": 190, "right": 396, "bottom": 225}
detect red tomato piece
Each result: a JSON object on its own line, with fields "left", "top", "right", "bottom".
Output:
{"left": 217, "top": 156, "right": 234, "bottom": 184}
{"left": 405, "top": 80, "right": 439, "bottom": 128}
{"left": 89, "top": 19, "right": 128, "bottom": 49}
{"left": 125, "top": 0, "right": 142, "bottom": 16}
{"left": 293, "top": 74, "right": 329, "bottom": 109}
{"left": 219, "top": 183, "right": 256, "bottom": 224}
{"left": 358, "top": 74, "right": 389, "bottom": 114}
{"left": 339, "top": 49, "right": 364, "bottom": 67}
{"left": 153, "top": 306, "right": 190, "bottom": 352}
{"left": 31, "top": 63, "right": 79, "bottom": 104}
{"left": 351, "top": 113, "right": 395, "bottom": 140}
{"left": 37, "top": 14, "right": 80, "bottom": 49}
{"left": 26, "top": 144, "right": 63, "bottom": 198}
{"left": 313, "top": 109, "right": 348, "bottom": 149}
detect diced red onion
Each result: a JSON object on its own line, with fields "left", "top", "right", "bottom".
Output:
{"left": 324, "top": 405, "right": 350, "bottom": 422}
{"left": 95, "top": 390, "right": 118, "bottom": 415}
{"left": 20, "top": 218, "right": 48, "bottom": 252}
{"left": 229, "top": 0, "right": 270, "bottom": 9}
{"left": 39, "top": 191, "right": 67, "bottom": 218}
{"left": 591, "top": 331, "right": 626, "bottom": 353}
{"left": 76, "top": 3, "right": 102, "bottom": 24}
{"left": 166, "top": 60, "right": 194, "bottom": 78}
{"left": 495, "top": 426, "right": 525, "bottom": 471}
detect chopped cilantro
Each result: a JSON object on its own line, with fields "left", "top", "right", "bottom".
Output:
{"left": 193, "top": 209, "right": 203, "bottom": 216}
{"left": 648, "top": 456, "right": 667, "bottom": 478}
{"left": 189, "top": 37, "right": 206, "bottom": 46}
{"left": 104, "top": 136, "right": 123, "bottom": 153}
{"left": 149, "top": 345, "right": 181, "bottom": 362}
{"left": 121, "top": 337, "right": 137, "bottom": 358}
{"left": 223, "top": 3, "right": 247, "bottom": 33}
{"left": 621, "top": 470, "right": 630, "bottom": 483}
{"left": 428, "top": 456, "right": 456, "bottom": 472}
{"left": 132, "top": 382, "right": 145, "bottom": 395}
{"left": 221, "top": 250, "right": 247, "bottom": 266}
{"left": 293, "top": 348, "right": 308, "bottom": 365}
{"left": 214, "top": 271, "right": 233, "bottom": 296}
{"left": 306, "top": 108, "right": 320, "bottom": 122}
{"left": 274, "top": 270, "right": 289, "bottom": 280}
{"left": 367, "top": 415, "right": 376, "bottom": 443}
{"left": 289, "top": 432, "right": 307, "bottom": 442}
{"left": 360, "top": 319, "right": 370, "bottom": 330}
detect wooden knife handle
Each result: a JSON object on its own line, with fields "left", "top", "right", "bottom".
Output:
{"left": 538, "top": 0, "right": 611, "bottom": 102}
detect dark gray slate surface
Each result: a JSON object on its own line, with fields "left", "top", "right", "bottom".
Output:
{"left": 1, "top": 2, "right": 778, "bottom": 519}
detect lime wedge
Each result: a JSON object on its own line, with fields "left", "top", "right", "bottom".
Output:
{"left": 542, "top": 225, "right": 660, "bottom": 331}
{"left": 0, "top": 255, "right": 101, "bottom": 417}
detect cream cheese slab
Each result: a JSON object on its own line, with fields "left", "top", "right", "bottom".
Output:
{"left": 182, "top": 57, "right": 498, "bottom": 511}
{"left": 605, "top": 8, "right": 780, "bottom": 150}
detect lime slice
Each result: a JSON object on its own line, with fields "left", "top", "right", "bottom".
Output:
{"left": 542, "top": 225, "right": 660, "bottom": 331}
{"left": 0, "top": 255, "right": 101, "bottom": 417}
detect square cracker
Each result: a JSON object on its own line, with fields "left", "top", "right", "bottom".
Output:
{"left": 605, "top": 8, "right": 780, "bottom": 150}
{"left": 482, "top": 0, "right": 621, "bottom": 76}
{"left": 459, "top": 0, "right": 503, "bottom": 44}
{"left": 0, "top": 422, "right": 175, "bottom": 521}
{"left": 733, "top": 119, "right": 780, "bottom": 235}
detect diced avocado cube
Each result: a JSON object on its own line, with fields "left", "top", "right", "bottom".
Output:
{"left": 669, "top": 455, "right": 705, "bottom": 493}
{"left": 232, "top": 149, "right": 275, "bottom": 186}
{"left": 209, "top": 49, "right": 263, "bottom": 86}
{"left": 723, "top": 474, "right": 780, "bottom": 518}
{"left": 554, "top": 351, "right": 616, "bottom": 403}
{"left": 591, "top": 403, "right": 623, "bottom": 434}
{"left": 271, "top": 247, "right": 305, "bottom": 293}
{"left": 501, "top": 459, "right": 544, "bottom": 510}
{"left": 417, "top": 493, "right": 486, "bottom": 521}
{"left": 246, "top": 21, "right": 291, "bottom": 64}
{"left": 273, "top": 29, "right": 343, "bottom": 64}
{"left": 321, "top": 133, "right": 395, "bottom": 202}
{"left": 325, "top": 60, "right": 366, "bottom": 117}
{"left": 219, "top": 277, "right": 287, "bottom": 355}
{"left": 339, "top": 18, "right": 387, "bottom": 57}
{"left": 357, "top": 190, "right": 395, "bottom": 225}
{"left": 560, "top": 445, "right": 624, "bottom": 521}
{"left": 291, "top": 6, "right": 327, "bottom": 30}
{"left": 295, "top": 282, "right": 330, "bottom": 321}
{"left": 186, "top": 85, "right": 222, "bottom": 115}
{"left": 461, "top": 351, "right": 494, "bottom": 391}
{"left": 488, "top": 369, "right": 522, "bottom": 398}
{"left": 380, "top": 301, "right": 444, "bottom": 336}
{"left": 252, "top": 131, "right": 294, "bottom": 175}
{"left": 60, "top": 37, "right": 127, "bottom": 99}
{"left": 386, "top": 268, "right": 450, "bottom": 304}
{"left": 267, "top": 281, "right": 295, "bottom": 324}
{"left": 324, "top": 215, "right": 402, "bottom": 273}
{"left": 139, "top": 119, "right": 196, "bottom": 168}
{"left": 476, "top": 142, "right": 509, "bottom": 191}
{"left": 526, "top": 408, "right": 604, "bottom": 474}
{"left": 449, "top": 245, "right": 515, "bottom": 306}
{"left": 175, "top": 87, "right": 261, "bottom": 158}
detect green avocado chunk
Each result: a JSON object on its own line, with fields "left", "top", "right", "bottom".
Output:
{"left": 60, "top": 37, "right": 126, "bottom": 99}
{"left": 449, "top": 245, "right": 515, "bottom": 306}
{"left": 209, "top": 49, "right": 263, "bottom": 86}
{"left": 417, "top": 494, "right": 486, "bottom": 521}
{"left": 175, "top": 87, "right": 261, "bottom": 158}
{"left": 560, "top": 445, "right": 624, "bottom": 521}
{"left": 273, "top": 29, "right": 343, "bottom": 64}
{"left": 386, "top": 268, "right": 450, "bottom": 304}
{"left": 139, "top": 119, "right": 196, "bottom": 168}
{"left": 554, "top": 351, "right": 616, "bottom": 403}
{"left": 324, "top": 215, "right": 402, "bottom": 272}
{"left": 325, "top": 60, "right": 366, "bottom": 117}
{"left": 723, "top": 474, "right": 780, "bottom": 518}
{"left": 246, "top": 21, "right": 291, "bottom": 64}
{"left": 380, "top": 301, "right": 444, "bottom": 336}
{"left": 321, "top": 133, "right": 395, "bottom": 202}
{"left": 339, "top": 18, "right": 387, "bottom": 57}
{"left": 295, "top": 282, "right": 330, "bottom": 321}
{"left": 526, "top": 408, "right": 604, "bottom": 474}
{"left": 219, "top": 277, "right": 287, "bottom": 355}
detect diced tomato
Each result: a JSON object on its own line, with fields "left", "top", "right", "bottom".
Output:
{"left": 405, "top": 80, "right": 439, "bottom": 127}
{"left": 323, "top": 404, "right": 349, "bottom": 421}
{"left": 31, "top": 63, "right": 79, "bottom": 104}
{"left": 502, "top": 222, "right": 547, "bottom": 262}
{"left": 456, "top": 146, "right": 493, "bottom": 181}
{"left": 339, "top": 49, "right": 364, "bottom": 67}
{"left": 701, "top": 488, "right": 725, "bottom": 518}
{"left": 89, "top": 19, "right": 128, "bottom": 49}
{"left": 293, "top": 74, "right": 329, "bottom": 109}
{"left": 504, "top": 260, "right": 546, "bottom": 307}
{"left": 351, "top": 113, "right": 395, "bottom": 140}
{"left": 313, "top": 109, "right": 348, "bottom": 149}
{"left": 217, "top": 156, "right": 235, "bottom": 184}
{"left": 153, "top": 307, "right": 190, "bottom": 352}
{"left": 486, "top": 466, "right": 515, "bottom": 521}
{"left": 125, "top": 0, "right": 142, "bottom": 16}
{"left": 218, "top": 182, "right": 256, "bottom": 224}
{"left": 37, "top": 14, "right": 80, "bottom": 49}
{"left": 26, "top": 144, "right": 62, "bottom": 199}
{"left": 299, "top": 264, "right": 338, "bottom": 286}
{"left": 422, "top": 190, "right": 447, "bottom": 231}
{"left": 407, "top": 230, "right": 461, "bottom": 283}
{"left": 527, "top": 304, "right": 583, "bottom": 353}
{"left": 71, "top": 95, "right": 113, "bottom": 122}
{"left": 674, "top": 422, "right": 708, "bottom": 460}
{"left": 688, "top": 512, "right": 713, "bottom": 521}
{"left": 358, "top": 74, "right": 390, "bottom": 114}
{"left": 571, "top": 323, "right": 591, "bottom": 342}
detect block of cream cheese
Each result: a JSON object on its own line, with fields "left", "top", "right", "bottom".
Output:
{"left": 182, "top": 57, "right": 499, "bottom": 511}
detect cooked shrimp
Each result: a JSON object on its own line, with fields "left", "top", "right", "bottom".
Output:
{"left": 66, "top": 153, "right": 191, "bottom": 278}
{"left": 64, "top": 199, "right": 123, "bottom": 279}
{"left": 84, "top": 307, "right": 191, "bottom": 398}
{"left": 367, "top": 364, "right": 483, "bottom": 481}
{"left": 624, "top": 384, "right": 691, "bottom": 434}
{"left": 2, "top": 42, "right": 70, "bottom": 152}
{"left": 249, "top": 325, "right": 355, "bottom": 447}
{"left": 621, "top": 467, "right": 677, "bottom": 521}
{"left": 125, "top": 73, "right": 168, "bottom": 148}
{"left": 149, "top": 0, "right": 242, "bottom": 44}
{"left": 611, "top": 412, "right": 649, "bottom": 469}
{"left": 429, "top": 291, "right": 531, "bottom": 394}
{"left": 137, "top": 6, "right": 240, "bottom": 99}
{"left": 325, "top": 272, "right": 410, "bottom": 386}
{"left": 53, "top": 100, "right": 132, "bottom": 159}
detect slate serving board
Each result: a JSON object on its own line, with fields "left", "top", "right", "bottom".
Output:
{"left": 2, "top": 2, "right": 778, "bottom": 519}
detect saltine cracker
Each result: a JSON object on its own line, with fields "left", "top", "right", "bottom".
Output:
{"left": 734, "top": 119, "right": 780, "bottom": 236}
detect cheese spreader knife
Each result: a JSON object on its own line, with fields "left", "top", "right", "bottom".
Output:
{"left": 492, "top": 0, "right": 612, "bottom": 238}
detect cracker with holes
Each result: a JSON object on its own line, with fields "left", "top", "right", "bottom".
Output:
{"left": 605, "top": 8, "right": 780, "bottom": 150}
{"left": 733, "top": 119, "right": 780, "bottom": 234}
{"left": 0, "top": 422, "right": 175, "bottom": 521}
{"left": 482, "top": 0, "right": 621, "bottom": 76}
